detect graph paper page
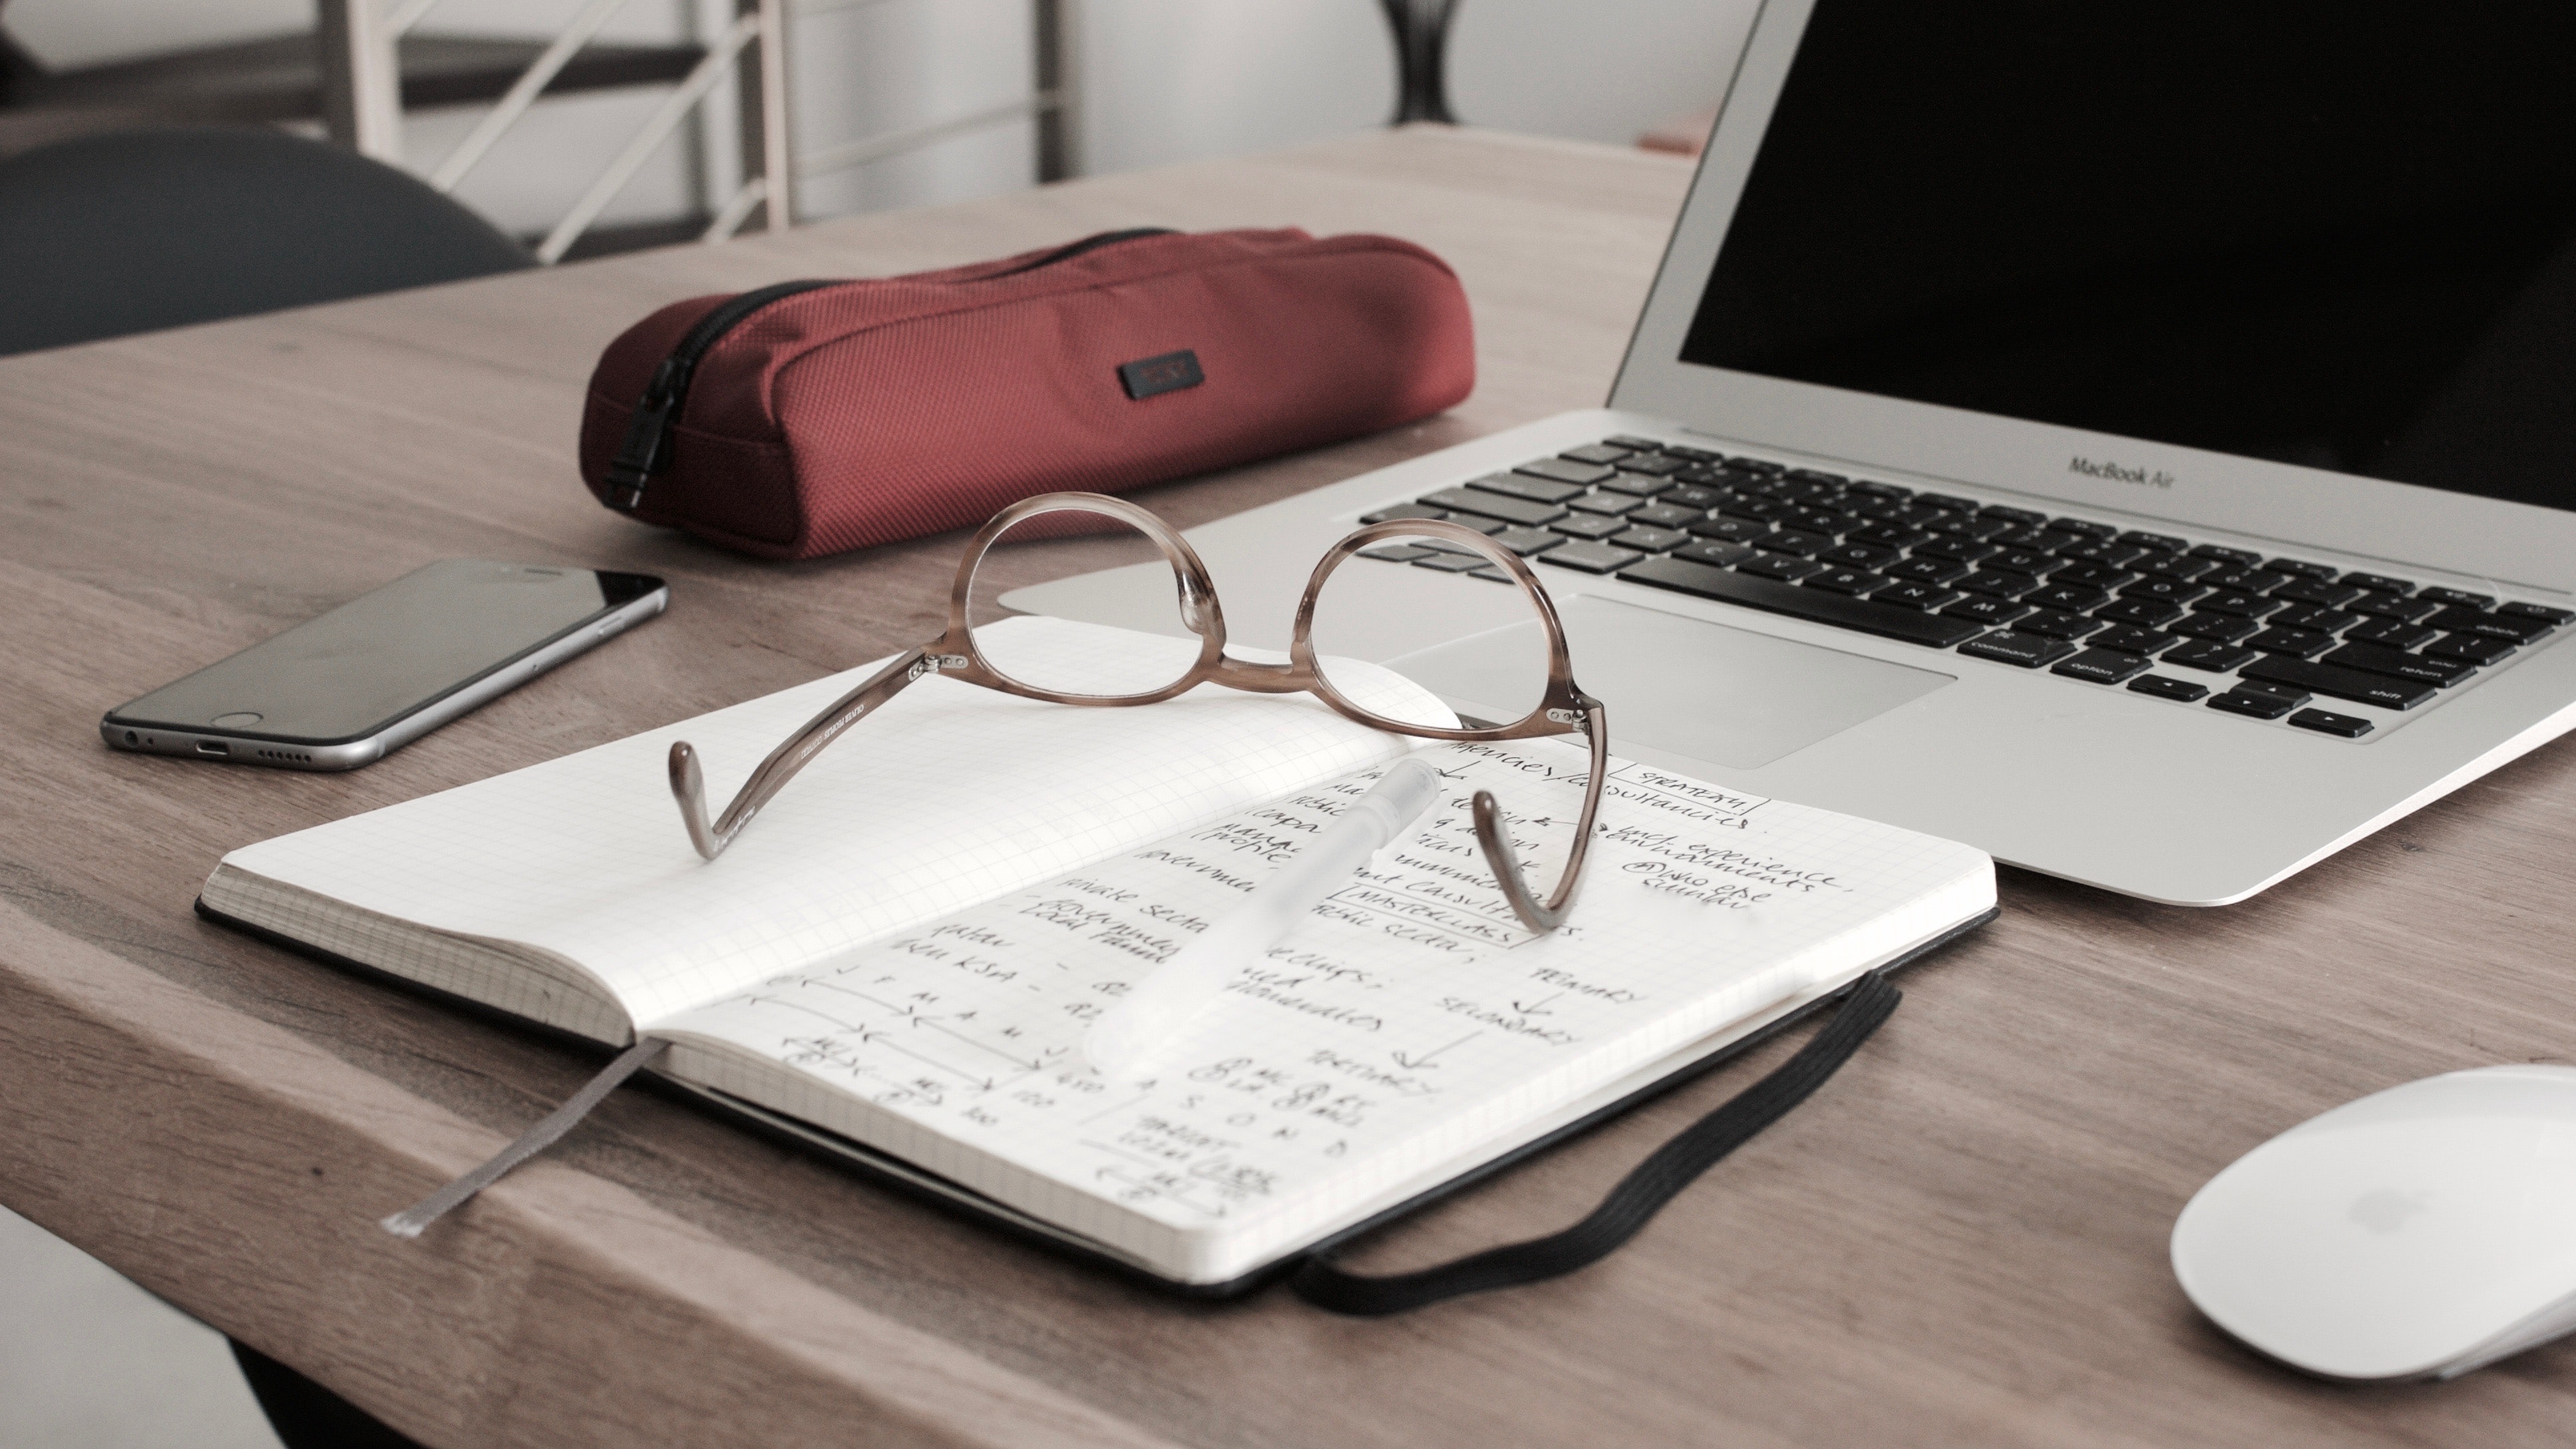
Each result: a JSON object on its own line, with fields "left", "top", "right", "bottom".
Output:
{"left": 206, "top": 617, "right": 1449, "bottom": 1034}
{"left": 655, "top": 739, "right": 1995, "bottom": 1281}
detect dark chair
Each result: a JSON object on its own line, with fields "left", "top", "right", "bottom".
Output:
{"left": 0, "top": 124, "right": 531, "bottom": 357}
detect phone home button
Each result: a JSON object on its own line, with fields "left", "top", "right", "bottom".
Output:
{"left": 210, "top": 712, "right": 264, "bottom": 727}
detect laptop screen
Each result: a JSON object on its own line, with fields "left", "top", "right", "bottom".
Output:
{"left": 1678, "top": 1, "right": 2576, "bottom": 515}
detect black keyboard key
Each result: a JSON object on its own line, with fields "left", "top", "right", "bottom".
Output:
{"left": 1956, "top": 570, "right": 2041, "bottom": 599}
{"left": 2057, "top": 539, "right": 2149, "bottom": 567}
{"left": 2090, "top": 626, "right": 2176, "bottom": 656}
{"left": 1915, "top": 492, "right": 1981, "bottom": 513}
{"left": 1534, "top": 540, "right": 1644, "bottom": 574}
{"left": 2208, "top": 689, "right": 2300, "bottom": 720}
{"left": 1604, "top": 435, "right": 1667, "bottom": 452}
{"left": 1740, "top": 553, "right": 1827, "bottom": 582}
{"left": 1873, "top": 580, "right": 1963, "bottom": 611}
{"left": 1611, "top": 525, "right": 1690, "bottom": 553}
{"left": 1687, "top": 515, "right": 1771, "bottom": 544}
{"left": 2052, "top": 517, "right": 2117, "bottom": 538}
{"left": 2240, "top": 656, "right": 2436, "bottom": 711}
{"left": 2426, "top": 632, "right": 2517, "bottom": 665}
{"left": 1887, "top": 556, "right": 1972, "bottom": 584}
{"left": 2128, "top": 674, "right": 2211, "bottom": 702}
{"left": 1816, "top": 541, "right": 1901, "bottom": 569}
{"left": 1785, "top": 467, "right": 1849, "bottom": 489}
{"left": 2271, "top": 578, "right": 2366, "bottom": 608}
{"left": 2189, "top": 542, "right": 2263, "bottom": 566}
{"left": 2094, "top": 597, "right": 2186, "bottom": 628}
{"left": 2266, "top": 557, "right": 2339, "bottom": 580}
{"left": 1487, "top": 526, "right": 1568, "bottom": 556}
{"left": 1423, "top": 487, "right": 1566, "bottom": 527}
{"left": 1360, "top": 544, "right": 1436, "bottom": 562}
{"left": 1718, "top": 497, "right": 1793, "bottom": 522}
{"left": 1467, "top": 566, "right": 1519, "bottom": 584}
{"left": 1788, "top": 505, "right": 1856, "bottom": 534}
{"left": 2418, "top": 586, "right": 2495, "bottom": 609}
{"left": 2426, "top": 606, "right": 2555, "bottom": 642}
{"left": 1566, "top": 491, "right": 1641, "bottom": 516}
{"left": 1559, "top": 443, "right": 1628, "bottom": 465}
{"left": 2502, "top": 600, "right": 2576, "bottom": 624}
{"left": 1412, "top": 550, "right": 1489, "bottom": 573}
{"left": 2352, "top": 593, "right": 2440, "bottom": 623}
{"left": 2047, "top": 561, "right": 2139, "bottom": 589}
{"left": 2172, "top": 611, "right": 2261, "bottom": 644}
{"left": 1470, "top": 472, "right": 1592, "bottom": 505}
{"left": 2196, "top": 589, "right": 2281, "bottom": 620}
{"left": 2118, "top": 530, "right": 2187, "bottom": 554}
{"left": 2162, "top": 638, "right": 2260, "bottom": 673}
{"left": 2053, "top": 648, "right": 2153, "bottom": 684}
{"left": 1982, "top": 548, "right": 2057, "bottom": 576}
{"left": 1662, "top": 445, "right": 1724, "bottom": 463}
{"left": 1671, "top": 539, "right": 1755, "bottom": 568}
{"left": 1616, "top": 454, "right": 1687, "bottom": 477}
{"left": 1617, "top": 556, "right": 1991, "bottom": 647}
{"left": 2117, "top": 577, "right": 2211, "bottom": 606}
{"left": 1762, "top": 528, "right": 1834, "bottom": 558}
{"left": 2014, "top": 607, "right": 2104, "bottom": 641}
{"left": 2320, "top": 641, "right": 2476, "bottom": 687}
{"left": 1979, "top": 503, "right": 2050, "bottom": 524}
{"left": 2288, "top": 708, "right": 2374, "bottom": 738}
{"left": 2342, "top": 616, "right": 2438, "bottom": 649}
{"left": 2243, "top": 626, "right": 2336, "bottom": 658}
{"left": 1362, "top": 503, "right": 1448, "bottom": 524}
{"left": 1999, "top": 527, "right": 2082, "bottom": 552}
{"left": 1726, "top": 455, "right": 1787, "bottom": 476}
{"left": 1658, "top": 484, "right": 1727, "bottom": 511}
{"left": 1915, "top": 535, "right": 2002, "bottom": 564}
{"left": 2204, "top": 566, "right": 2292, "bottom": 594}
{"left": 1891, "top": 502, "right": 1960, "bottom": 527}
{"left": 1847, "top": 524, "right": 1939, "bottom": 550}
{"left": 1808, "top": 566, "right": 1892, "bottom": 596}
{"left": 1957, "top": 630, "right": 2078, "bottom": 668}
{"left": 1846, "top": 479, "right": 1913, "bottom": 500}
{"left": 1627, "top": 502, "right": 1705, "bottom": 529}
{"left": 1517, "top": 457, "right": 1616, "bottom": 487}
{"left": 2342, "top": 572, "right": 2416, "bottom": 596}
{"left": 1598, "top": 472, "right": 1676, "bottom": 497}
{"left": 1942, "top": 596, "right": 2034, "bottom": 627}
{"left": 2135, "top": 553, "right": 2217, "bottom": 581}
{"left": 1552, "top": 512, "right": 1630, "bottom": 541}
{"left": 2269, "top": 604, "right": 2362, "bottom": 634}
{"left": 1932, "top": 515, "right": 2016, "bottom": 541}
{"left": 2025, "top": 584, "right": 2112, "bottom": 612}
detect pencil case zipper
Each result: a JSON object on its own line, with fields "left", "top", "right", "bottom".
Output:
{"left": 601, "top": 227, "right": 1177, "bottom": 512}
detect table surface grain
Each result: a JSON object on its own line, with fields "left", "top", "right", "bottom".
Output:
{"left": 6, "top": 125, "right": 2576, "bottom": 1449}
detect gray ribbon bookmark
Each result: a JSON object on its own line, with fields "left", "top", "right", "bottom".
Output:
{"left": 381, "top": 1037, "right": 669, "bottom": 1239}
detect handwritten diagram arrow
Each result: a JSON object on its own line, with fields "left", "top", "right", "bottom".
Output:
{"left": 1509, "top": 992, "right": 1561, "bottom": 1016}
{"left": 1389, "top": 1030, "right": 1480, "bottom": 1071}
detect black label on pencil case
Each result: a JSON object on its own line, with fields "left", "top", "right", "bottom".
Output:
{"left": 1119, "top": 349, "right": 1204, "bottom": 399}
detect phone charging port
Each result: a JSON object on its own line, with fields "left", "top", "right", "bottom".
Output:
{"left": 197, "top": 740, "right": 230, "bottom": 757}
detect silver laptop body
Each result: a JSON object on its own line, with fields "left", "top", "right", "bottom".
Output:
{"left": 1011, "top": 0, "right": 2576, "bottom": 905}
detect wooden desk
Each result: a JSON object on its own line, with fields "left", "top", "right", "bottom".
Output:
{"left": 5, "top": 126, "right": 2575, "bottom": 1448}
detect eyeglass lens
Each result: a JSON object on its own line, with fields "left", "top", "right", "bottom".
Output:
{"left": 966, "top": 503, "right": 1200, "bottom": 698}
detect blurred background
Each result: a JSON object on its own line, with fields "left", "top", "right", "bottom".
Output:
{"left": 0, "top": 1, "right": 1745, "bottom": 1444}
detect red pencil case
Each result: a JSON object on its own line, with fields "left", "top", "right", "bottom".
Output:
{"left": 577, "top": 226, "right": 1475, "bottom": 560}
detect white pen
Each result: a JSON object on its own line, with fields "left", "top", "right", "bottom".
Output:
{"left": 1085, "top": 755, "right": 1443, "bottom": 1080}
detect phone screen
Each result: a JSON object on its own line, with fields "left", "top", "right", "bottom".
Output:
{"left": 108, "top": 560, "right": 663, "bottom": 745}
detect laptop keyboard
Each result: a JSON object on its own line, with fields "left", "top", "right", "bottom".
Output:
{"left": 1358, "top": 435, "right": 2570, "bottom": 739}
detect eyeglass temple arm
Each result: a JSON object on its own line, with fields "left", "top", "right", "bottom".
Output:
{"left": 670, "top": 646, "right": 934, "bottom": 861}
{"left": 1469, "top": 706, "right": 1608, "bottom": 934}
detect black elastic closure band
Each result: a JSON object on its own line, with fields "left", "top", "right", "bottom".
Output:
{"left": 1290, "top": 969, "right": 1902, "bottom": 1316}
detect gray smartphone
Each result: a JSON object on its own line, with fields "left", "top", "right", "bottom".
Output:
{"left": 101, "top": 559, "right": 669, "bottom": 771}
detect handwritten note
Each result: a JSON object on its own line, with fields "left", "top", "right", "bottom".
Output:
{"left": 655, "top": 738, "right": 1990, "bottom": 1277}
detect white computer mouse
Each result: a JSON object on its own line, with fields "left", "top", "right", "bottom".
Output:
{"left": 2171, "top": 1064, "right": 2576, "bottom": 1380}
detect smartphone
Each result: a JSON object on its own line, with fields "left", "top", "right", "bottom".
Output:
{"left": 101, "top": 560, "right": 669, "bottom": 771}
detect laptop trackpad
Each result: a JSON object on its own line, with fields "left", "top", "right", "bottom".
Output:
{"left": 1385, "top": 594, "right": 1955, "bottom": 771}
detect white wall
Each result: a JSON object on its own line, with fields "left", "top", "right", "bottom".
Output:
{"left": 5, "top": 0, "right": 1755, "bottom": 240}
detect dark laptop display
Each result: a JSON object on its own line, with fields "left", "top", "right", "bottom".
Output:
{"left": 1680, "top": 1, "right": 2576, "bottom": 514}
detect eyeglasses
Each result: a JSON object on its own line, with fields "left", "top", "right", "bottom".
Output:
{"left": 667, "top": 491, "right": 1608, "bottom": 932}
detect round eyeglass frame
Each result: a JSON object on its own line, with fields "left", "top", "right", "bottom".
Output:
{"left": 667, "top": 491, "right": 1608, "bottom": 932}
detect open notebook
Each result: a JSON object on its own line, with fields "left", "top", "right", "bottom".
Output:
{"left": 202, "top": 616, "right": 1995, "bottom": 1288}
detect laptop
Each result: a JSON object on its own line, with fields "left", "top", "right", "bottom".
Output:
{"left": 1008, "top": 0, "right": 2576, "bottom": 905}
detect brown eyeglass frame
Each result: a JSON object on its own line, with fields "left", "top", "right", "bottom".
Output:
{"left": 667, "top": 491, "right": 1609, "bottom": 933}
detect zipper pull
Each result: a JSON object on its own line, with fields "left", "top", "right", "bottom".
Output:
{"left": 604, "top": 356, "right": 689, "bottom": 511}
